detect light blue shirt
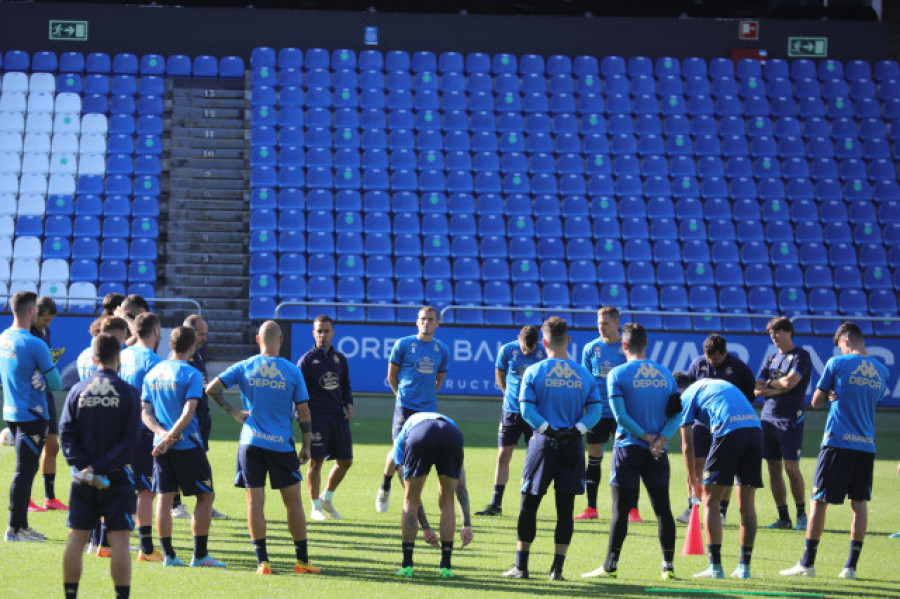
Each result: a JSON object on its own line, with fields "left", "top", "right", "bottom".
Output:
{"left": 141, "top": 360, "right": 204, "bottom": 451}
{"left": 817, "top": 354, "right": 888, "bottom": 453}
{"left": 495, "top": 341, "right": 546, "bottom": 413}
{"left": 77, "top": 346, "right": 97, "bottom": 382}
{"left": 680, "top": 379, "right": 761, "bottom": 439}
{"left": 218, "top": 355, "right": 309, "bottom": 452}
{"left": 0, "top": 328, "right": 58, "bottom": 422}
{"left": 519, "top": 358, "right": 602, "bottom": 431}
{"left": 389, "top": 335, "right": 450, "bottom": 411}
{"left": 607, "top": 359, "right": 678, "bottom": 448}
{"left": 581, "top": 336, "right": 627, "bottom": 418}
{"left": 392, "top": 411, "right": 458, "bottom": 466}
{"left": 119, "top": 345, "right": 162, "bottom": 392}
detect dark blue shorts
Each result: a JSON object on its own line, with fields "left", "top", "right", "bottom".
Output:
{"left": 520, "top": 432, "right": 585, "bottom": 496}
{"left": 498, "top": 410, "right": 533, "bottom": 448}
{"left": 392, "top": 406, "right": 420, "bottom": 440}
{"left": 811, "top": 447, "right": 874, "bottom": 504}
{"left": 10, "top": 420, "right": 47, "bottom": 470}
{"left": 610, "top": 444, "right": 670, "bottom": 490}
{"left": 705, "top": 427, "right": 763, "bottom": 488}
{"left": 761, "top": 418, "right": 804, "bottom": 461}
{"left": 46, "top": 393, "right": 58, "bottom": 435}
{"left": 692, "top": 422, "right": 713, "bottom": 459}
{"left": 199, "top": 416, "right": 211, "bottom": 451}
{"left": 67, "top": 482, "right": 136, "bottom": 532}
{"left": 311, "top": 412, "right": 353, "bottom": 460}
{"left": 585, "top": 417, "right": 617, "bottom": 446}
{"left": 153, "top": 447, "right": 214, "bottom": 496}
{"left": 235, "top": 444, "right": 303, "bottom": 490}
{"left": 133, "top": 428, "right": 155, "bottom": 492}
{"left": 402, "top": 419, "right": 464, "bottom": 480}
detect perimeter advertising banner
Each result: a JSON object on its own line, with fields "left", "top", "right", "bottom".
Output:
{"left": 286, "top": 323, "right": 900, "bottom": 406}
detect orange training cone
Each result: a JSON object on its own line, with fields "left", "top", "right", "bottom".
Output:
{"left": 682, "top": 503, "right": 704, "bottom": 555}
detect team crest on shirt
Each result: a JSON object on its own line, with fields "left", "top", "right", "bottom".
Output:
{"left": 319, "top": 371, "right": 340, "bottom": 391}
{"left": 415, "top": 356, "right": 435, "bottom": 374}
{"left": 334, "top": 355, "right": 340, "bottom": 364}
{"left": 849, "top": 360, "right": 883, "bottom": 388}
{"left": 311, "top": 432, "right": 323, "bottom": 443}
{"left": 725, "top": 367, "right": 733, "bottom": 376}
{"left": 596, "top": 360, "right": 617, "bottom": 377}
{"left": 0, "top": 334, "right": 16, "bottom": 359}
{"left": 203, "top": 479, "right": 212, "bottom": 488}
{"left": 546, "top": 362, "right": 582, "bottom": 389}
{"left": 634, "top": 363, "right": 668, "bottom": 388}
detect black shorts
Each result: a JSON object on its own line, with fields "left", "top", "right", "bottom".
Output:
{"left": 235, "top": 444, "right": 303, "bottom": 490}
{"left": 9, "top": 420, "right": 47, "bottom": 464}
{"left": 811, "top": 447, "right": 874, "bottom": 504}
{"left": 153, "top": 447, "right": 214, "bottom": 496}
{"left": 610, "top": 444, "right": 670, "bottom": 490}
{"left": 520, "top": 432, "right": 585, "bottom": 496}
{"left": 46, "top": 392, "right": 58, "bottom": 436}
{"left": 692, "top": 422, "right": 712, "bottom": 459}
{"left": 402, "top": 419, "right": 464, "bottom": 480}
{"left": 705, "top": 427, "right": 763, "bottom": 488}
{"left": 586, "top": 417, "right": 617, "bottom": 446}
{"left": 67, "top": 482, "right": 136, "bottom": 532}
{"left": 133, "top": 428, "right": 155, "bottom": 492}
{"left": 498, "top": 410, "right": 533, "bottom": 448}
{"left": 762, "top": 418, "right": 804, "bottom": 461}
{"left": 311, "top": 412, "right": 353, "bottom": 461}
{"left": 392, "top": 406, "right": 420, "bottom": 440}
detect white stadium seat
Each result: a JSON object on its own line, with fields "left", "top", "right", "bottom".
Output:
{"left": 40, "top": 258, "right": 69, "bottom": 284}
{"left": 0, "top": 194, "right": 16, "bottom": 216}
{"left": 0, "top": 132, "right": 23, "bottom": 153}
{"left": 1, "top": 73, "right": 29, "bottom": 94}
{"left": 0, "top": 259, "right": 10, "bottom": 284}
{"left": 21, "top": 152, "right": 49, "bottom": 176}
{"left": 68, "top": 282, "right": 97, "bottom": 311}
{"left": 29, "top": 73, "right": 56, "bottom": 94}
{"left": 0, "top": 152, "right": 21, "bottom": 174}
{"left": 16, "top": 194, "right": 45, "bottom": 217}
{"left": 52, "top": 113, "right": 80, "bottom": 135}
{"left": 0, "top": 173, "right": 18, "bottom": 195}
{"left": 49, "top": 152, "right": 77, "bottom": 175}
{"left": 13, "top": 236, "right": 42, "bottom": 260}
{"left": 23, "top": 132, "right": 50, "bottom": 153}
{"left": 25, "top": 112, "right": 53, "bottom": 135}
{"left": 18, "top": 172, "right": 47, "bottom": 196}
{"left": 38, "top": 281, "right": 67, "bottom": 308}
{"left": 10, "top": 258, "right": 39, "bottom": 283}
{"left": 0, "top": 92, "right": 27, "bottom": 113}
{"left": 79, "top": 133, "right": 107, "bottom": 154}
{"left": 9, "top": 280, "right": 38, "bottom": 296}
{"left": 50, "top": 133, "right": 78, "bottom": 154}
{"left": 55, "top": 93, "right": 81, "bottom": 114}
{"left": 47, "top": 173, "right": 75, "bottom": 196}
{"left": 0, "top": 112, "right": 25, "bottom": 134}
{"left": 26, "top": 92, "right": 54, "bottom": 114}
{"left": 81, "top": 114, "right": 108, "bottom": 135}
{"left": 0, "top": 234, "right": 12, "bottom": 258}
{"left": 77, "top": 154, "right": 106, "bottom": 176}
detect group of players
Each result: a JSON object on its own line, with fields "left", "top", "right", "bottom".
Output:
{"left": 0, "top": 292, "right": 892, "bottom": 593}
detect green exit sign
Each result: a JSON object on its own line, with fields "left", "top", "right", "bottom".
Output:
{"left": 49, "top": 20, "right": 88, "bottom": 41}
{"left": 788, "top": 36, "right": 827, "bottom": 58}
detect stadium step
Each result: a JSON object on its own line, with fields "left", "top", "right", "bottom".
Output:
{"left": 168, "top": 188, "right": 246, "bottom": 201}
{"left": 168, "top": 177, "right": 246, "bottom": 190}
{"left": 170, "top": 137, "right": 245, "bottom": 150}
{"left": 165, "top": 230, "right": 247, "bottom": 244}
{"left": 165, "top": 283, "right": 249, "bottom": 300}
{"left": 169, "top": 148, "right": 244, "bottom": 160}
{"left": 168, "top": 157, "right": 246, "bottom": 170}
{"left": 168, "top": 167, "right": 248, "bottom": 180}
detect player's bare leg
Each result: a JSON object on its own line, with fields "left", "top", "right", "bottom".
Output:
{"left": 319, "top": 459, "right": 352, "bottom": 520}
{"left": 307, "top": 458, "right": 326, "bottom": 520}
{"left": 280, "top": 482, "right": 319, "bottom": 572}
{"left": 398, "top": 476, "right": 427, "bottom": 576}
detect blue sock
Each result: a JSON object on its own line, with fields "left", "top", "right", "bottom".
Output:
{"left": 253, "top": 538, "right": 268, "bottom": 565}
{"left": 516, "top": 549, "right": 529, "bottom": 571}
{"left": 846, "top": 540, "right": 862, "bottom": 569}
{"left": 801, "top": 539, "right": 819, "bottom": 568}
{"left": 491, "top": 485, "right": 505, "bottom": 508}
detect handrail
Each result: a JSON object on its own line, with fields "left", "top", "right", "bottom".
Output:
{"left": 62, "top": 296, "right": 203, "bottom": 315}
{"left": 275, "top": 300, "right": 420, "bottom": 319}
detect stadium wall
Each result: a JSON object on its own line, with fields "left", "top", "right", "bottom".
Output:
{"left": 281, "top": 322, "right": 900, "bottom": 405}
{"left": 0, "top": 2, "right": 889, "bottom": 61}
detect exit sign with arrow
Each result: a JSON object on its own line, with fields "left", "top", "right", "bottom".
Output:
{"left": 49, "top": 20, "right": 88, "bottom": 41}
{"left": 788, "top": 37, "right": 827, "bottom": 58}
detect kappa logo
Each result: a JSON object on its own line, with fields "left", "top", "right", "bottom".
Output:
{"left": 256, "top": 361, "right": 286, "bottom": 380}
{"left": 86, "top": 377, "right": 120, "bottom": 396}
{"left": 849, "top": 360, "right": 883, "bottom": 389}
{"left": 251, "top": 361, "right": 288, "bottom": 390}
{"left": 203, "top": 479, "right": 212, "bottom": 488}
{"left": 546, "top": 362, "right": 583, "bottom": 389}
{"left": 634, "top": 363, "right": 669, "bottom": 388}
{"left": 852, "top": 361, "right": 880, "bottom": 378}
{"left": 80, "top": 378, "right": 121, "bottom": 408}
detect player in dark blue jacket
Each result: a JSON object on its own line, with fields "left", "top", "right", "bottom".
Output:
{"left": 1, "top": 291, "right": 62, "bottom": 542}
{"left": 60, "top": 333, "right": 140, "bottom": 599}
{"left": 677, "top": 375, "right": 762, "bottom": 579}
{"left": 299, "top": 315, "right": 354, "bottom": 521}
{"left": 583, "top": 323, "right": 681, "bottom": 581}
{"left": 781, "top": 322, "right": 889, "bottom": 580}
{"left": 503, "top": 317, "right": 602, "bottom": 582}
{"left": 755, "top": 317, "right": 812, "bottom": 531}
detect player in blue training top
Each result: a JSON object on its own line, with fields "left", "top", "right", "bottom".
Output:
{"left": 1, "top": 290, "right": 62, "bottom": 542}
{"left": 576, "top": 306, "right": 631, "bottom": 522}
{"left": 376, "top": 306, "right": 450, "bottom": 513}
{"left": 676, "top": 375, "right": 763, "bottom": 580}
{"left": 299, "top": 315, "right": 354, "bottom": 522}
{"left": 31, "top": 296, "right": 68, "bottom": 512}
{"left": 392, "top": 412, "right": 466, "bottom": 580}
{"left": 678, "top": 334, "right": 756, "bottom": 526}
{"left": 781, "top": 322, "right": 889, "bottom": 580}
{"left": 118, "top": 312, "right": 163, "bottom": 562}
{"left": 141, "top": 326, "right": 225, "bottom": 569}
{"left": 60, "top": 334, "right": 141, "bottom": 599}
{"left": 583, "top": 322, "right": 681, "bottom": 581}
{"left": 207, "top": 320, "right": 321, "bottom": 576}
{"left": 755, "top": 316, "right": 812, "bottom": 531}
{"left": 502, "top": 317, "right": 602, "bottom": 582}
{"left": 476, "top": 324, "right": 545, "bottom": 517}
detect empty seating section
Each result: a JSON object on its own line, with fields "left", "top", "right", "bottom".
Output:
{"left": 3, "top": 50, "right": 247, "bottom": 310}
{"left": 247, "top": 47, "right": 900, "bottom": 329}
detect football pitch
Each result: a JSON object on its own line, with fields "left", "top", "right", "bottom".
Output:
{"left": 2, "top": 394, "right": 900, "bottom": 598}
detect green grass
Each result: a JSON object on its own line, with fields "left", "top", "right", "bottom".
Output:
{"left": 3, "top": 395, "right": 900, "bottom": 598}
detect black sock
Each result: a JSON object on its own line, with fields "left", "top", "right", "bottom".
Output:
{"left": 382, "top": 475, "right": 392, "bottom": 492}
{"left": 719, "top": 500, "right": 729, "bottom": 517}
{"left": 295, "top": 539, "right": 309, "bottom": 563}
{"left": 402, "top": 541, "right": 415, "bottom": 568}
{"left": 160, "top": 537, "right": 176, "bottom": 559}
{"left": 796, "top": 502, "right": 806, "bottom": 519}
{"left": 846, "top": 540, "right": 863, "bottom": 569}
{"left": 440, "top": 541, "right": 453, "bottom": 569}
{"left": 193, "top": 535, "right": 208, "bottom": 560}
{"left": 740, "top": 545, "right": 753, "bottom": 566}
{"left": 551, "top": 553, "right": 566, "bottom": 572}
{"left": 687, "top": 497, "right": 694, "bottom": 510}
{"left": 114, "top": 585, "right": 130, "bottom": 599}
{"left": 491, "top": 484, "right": 505, "bottom": 508}
{"left": 777, "top": 504, "right": 790, "bottom": 522}
{"left": 44, "top": 473, "right": 56, "bottom": 501}
{"left": 708, "top": 543, "right": 722, "bottom": 565}
{"left": 139, "top": 525, "right": 153, "bottom": 554}
{"left": 801, "top": 539, "right": 819, "bottom": 568}
{"left": 172, "top": 494, "right": 182, "bottom": 508}
{"left": 99, "top": 522, "right": 109, "bottom": 549}
{"left": 253, "top": 538, "right": 268, "bottom": 565}
{"left": 64, "top": 582, "right": 78, "bottom": 598}
{"left": 604, "top": 548, "right": 621, "bottom": 572}
{"left": 586, "top": 457, "right": 602, "bottom": 509}
{"left": 515, "top": 549, "right": 529, "bottom": 571}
